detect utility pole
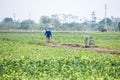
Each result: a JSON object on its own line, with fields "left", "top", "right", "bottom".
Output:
{"left": 13, "top": 13, "right": 16, "bottom": 30}
{"left": 29, "top": 12, "right": 31, "bottom": 21}
{"left": 104, "top": 4, "right": 107, "bottom": 31}
{"left": 29, "top": 12, "right": 33, "bottom": 32}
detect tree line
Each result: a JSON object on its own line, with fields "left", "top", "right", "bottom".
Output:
{"left": 0, "top": 15, "right": 120, "bottom": 32}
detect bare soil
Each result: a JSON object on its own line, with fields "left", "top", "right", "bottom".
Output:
{"left": 46, "top": 42, "right": 120, "bottom": 55}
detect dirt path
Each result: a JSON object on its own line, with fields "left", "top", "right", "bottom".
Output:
{"left": 46, "top": 42, "right": 120, "bottom": 55}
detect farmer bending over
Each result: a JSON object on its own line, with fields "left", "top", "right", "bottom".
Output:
{"left": 45, "top": 28, "right": 52, "bottom": 43}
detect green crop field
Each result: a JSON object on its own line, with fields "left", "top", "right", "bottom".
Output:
{"left": 0, "top": 32, "right": 120, "bottom": 80}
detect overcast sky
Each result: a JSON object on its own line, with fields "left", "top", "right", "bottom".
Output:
{"left": 0, "top": 0, "right": 120, "bottom": 22}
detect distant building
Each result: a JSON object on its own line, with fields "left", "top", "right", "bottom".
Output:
{"left": 91, "top": 11, "right": 97, "bottom": 27}
{"left": 91, "top": 11, "right": 96, "bottom": 23}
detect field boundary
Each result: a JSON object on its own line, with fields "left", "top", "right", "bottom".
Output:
{"left": 46, "top": 42, "right": 120, "bottom": 55}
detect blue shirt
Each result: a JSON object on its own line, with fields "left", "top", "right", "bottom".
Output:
{"left": 45, "top": 30, "right": 52, "bottom": 37}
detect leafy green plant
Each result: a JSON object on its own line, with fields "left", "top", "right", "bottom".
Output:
{"left": 0, "top": 32, "right": 120, "bottom": 79}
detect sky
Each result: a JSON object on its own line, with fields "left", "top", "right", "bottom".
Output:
{"left": 0, "top": 0, "right": 120, "bottom": 22}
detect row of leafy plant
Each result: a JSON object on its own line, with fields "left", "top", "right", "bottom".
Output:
{"left": 0, "top": 32, "right": 120, "bottom": 50}
{"left": 0, "top": 32, "right": 120, "bottom": 79}
{"left": 0, "top": 54, "right": 120, "bottom": 80}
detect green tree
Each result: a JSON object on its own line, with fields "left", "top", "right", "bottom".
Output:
{"left": 20, "top": 20, "right": 35, "bottom": 30}
{"left": 98, "top": 18, "right": 112, "bottom": 31}
{"left": 118, "top": 22, "right": 120, "bottom": 32}
{"left": 40, "top": 16, "right": 51, "bottom": 24}
{"left": 3, "top": 17, "right": 13, "bottom": 23}
{"left": 0, "top": 17, "right": 14, "bottom": 30}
